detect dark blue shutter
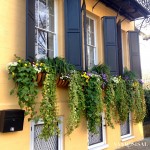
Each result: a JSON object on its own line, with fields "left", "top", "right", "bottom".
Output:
{"left": 26, "top": 0, "right": 35, "bottom": 62}
{"left": 128, "top": 31, "right": 142, "bottom": 78}
{"left": 103, "top": 16, "right": 119, "bottom": 75}
{"left": 117, "top": 20, "right": 123, "bottom": 75}
{"left": 64, "top": 0, "right": 83, "bottom": 70}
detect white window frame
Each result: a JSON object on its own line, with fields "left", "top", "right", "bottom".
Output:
{"left": 30, "top": 117, "right": 63, "bottom": 150}
{"left": 35, "top": 0, "right": 58, "bottom": 59}
{"left": 86, "top": 15, "right": 98, "bottom": 69}
{"left": 121, "top": 113, "right": 135, "bottom": 141}
{"left": 88, "top": 113, "right": 109, "bottom": 150}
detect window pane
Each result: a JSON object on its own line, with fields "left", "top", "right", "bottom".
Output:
{"left": 48, "top": 33, "right": 54, "bottom": 51}
{"left": 90, "top": 32, "right": 95, "bottom": 46}
{"left": 86, "top": 17, "right": 89, "bottom": 31}
{"left": 48, "top": 0, "right": 54, "bottom": 15}
{"left": 39, "top": 0, "right": 46, "bottom": 11}
{"left": 90, "top": 19, "right": 94, "bottom": 32}
{"left": 35, "top": 29, "right": 47, "bottom": 59}
{"left": 121, "top": 116, "right": 130, "bottom": 136}
{"left": 88, "top": 122, "right": 103, "bottom": 146}
{"left": 39, "top": 0, "right": 47, "bottom": 29}
{"left": 35, "top": 0, "right": 38, "bottom": 26}
{"left": 47, "top": 33, "right": 54, "bottom": 58}
{"left": 35, "top": 0, "right": 56, "bottom": 59}
{"left": 34, "top": 124, "right": 58, "bottom": 150}
{"left": 87, "top": 46, "right": 94, "bottom": 68}
{"left": 48, "top": 15, "right": 54, "bottom": 32}
{"left": 39, "top": 11, "right": 47, "bottom": 29}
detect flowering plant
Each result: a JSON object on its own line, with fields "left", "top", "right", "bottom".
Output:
{"left": 7, "top": 55, "right": 38, "bottom": 120}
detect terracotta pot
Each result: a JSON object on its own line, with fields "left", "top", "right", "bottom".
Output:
{"left": 36, "top": 72, "right": 46, "bottom": 87}
{"left": 36, "top": 72, "right": 42, "bottom": 83}
{"left": 56, "top": 77, "right": 69, "bottom": 88}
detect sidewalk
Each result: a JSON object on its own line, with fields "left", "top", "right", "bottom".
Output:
{"left": 117, "top": 138, "right": 150, "bottom": 150}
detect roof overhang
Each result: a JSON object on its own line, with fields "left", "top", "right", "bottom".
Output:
{"left": 98, "top": 0, "right": 150, "bottom": 21}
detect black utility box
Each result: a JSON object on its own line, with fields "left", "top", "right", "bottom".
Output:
{"left": 0, "top": 109, "right": 25, "bottom": 133}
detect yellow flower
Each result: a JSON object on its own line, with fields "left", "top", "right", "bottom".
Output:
{"left": 133, "top": 81, "right": 139, "bottom": 87}
{"left": 40, "top": 63, "right": 43, "bottom": 66}
{"left": 12, "top": 72, "right": 15, "bottom": 76}
{"left": 24, "top": 64, "right": 27, "bottom": 67}
{"left": 35, "top": 63, "right": 39, "bottom": 66}
{"left": 86, "top": 79, "right": 89, "bottom": 82}
{"left": 18, "top": 60, "right": 21, "bottom": 63}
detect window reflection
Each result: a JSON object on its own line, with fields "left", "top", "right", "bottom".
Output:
{"left": 35, "top": 0, "right": 55, "bottom": 60}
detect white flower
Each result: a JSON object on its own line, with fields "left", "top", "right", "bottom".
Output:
{"left": 112, "top": 77, "right": 119, "bottom": 84}
{"left": 6, "top": 62, "right": 18, "bottom": 71}
{"left": 33, "top": 65, "right": 42, "bottom": 73}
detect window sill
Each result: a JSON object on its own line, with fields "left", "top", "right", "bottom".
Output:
{"left": 88, "top": 143, "right": 109, "bottom": 150}
{"left": 121, "top": 135, "right": 135, "bottom": 142}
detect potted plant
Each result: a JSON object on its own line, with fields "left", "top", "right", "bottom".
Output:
{"left": 7, "top": 55, "right": 38, "bottom": 120}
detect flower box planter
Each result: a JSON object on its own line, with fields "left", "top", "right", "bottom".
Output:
{"left": 36, "top": 72, "right": 46, "bottom": 87}
{"left": 56, "top": 77, "right": 69, "bottom": 88}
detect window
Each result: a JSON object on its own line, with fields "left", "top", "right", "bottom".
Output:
{"left": 35, "top": 0, "right": 57, "bottom": 60}
{"left": 120, "top": 113, "right": 134, "bottom": 141}
{"left": 86, "top": 16, "right": 97, "bottom": 69}
{"left": 88, "top": 113, "right": 108, "bottom": 150}
{"left": 30, "top": 118, "right": 63, "bottom": 150}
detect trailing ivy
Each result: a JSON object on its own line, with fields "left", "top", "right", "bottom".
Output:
{"left": 123, "top": 69, "right": 146, "bottom": 123}
{"left": 84, "top": 74, "right": 103, "bottom": 133}
{"left": 40, "top": 69, "right": 60, "bottom": 140}
{"left": 113, "top": 77, "right": 129, "bottom": 123}
{"left": 67, "top": 71, "right": 85, "bottom": 135}
{"left": 104, "top": 79, "right": 115, "bottom": 128}
{"left": 133, "top": 82, "right": 146, "bottom": 122}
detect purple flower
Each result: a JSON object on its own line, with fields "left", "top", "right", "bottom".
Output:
{"left": 86, "top": 72, "right": 92, "bottom": 77}
{"left": 138, "top": 79, "right": 144, "bottom": 84}
{"left": 101, "top": 73, "right": 108, "bottom": 82}
{"left": 124, "top": 76, "right": 129, "bottom": 81}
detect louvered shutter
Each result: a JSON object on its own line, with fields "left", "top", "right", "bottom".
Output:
{"left": 128, "top": 31, "right": 142, "bottom": 78}
{"left": 64, "top": 0, "right": 83, "bottom": 70}
{"left": 26, "top": 0, "right": 35, "bottom": 62}
{"left": 103, "top": 16, "right": 119, "bottom": 75}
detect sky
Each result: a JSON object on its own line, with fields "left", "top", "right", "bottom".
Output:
{"left": 135, "top": 19, "right": 150, "bottom": 80}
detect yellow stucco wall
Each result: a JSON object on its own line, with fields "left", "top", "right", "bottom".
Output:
{"left": 0, "top": 0, "right": 144, "bottom": 150}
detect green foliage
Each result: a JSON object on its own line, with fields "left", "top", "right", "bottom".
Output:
{"left": 67, "top": 71, "right": 85, "bottom": 134}
{"left": 104, "top": 80, "right": 115, "bottom": 127}
{"left": 123, "top": 68, "right": 146, "bottom": 123}
{"left": 133, "top": 83, "right": 146, "bottom": 122}
{"left": 83, "top": 75, "right": 103, "bottom": 133}
{"left": 144, "top": 89, "right": 150, "bottom": 121}
{"left": 42, "top": 57, "right": 74, "bottom": 75}
{"left": 113, "top": 77, "right": 129, "bottom": 123}
{"left": 8, "top": 55, "right": 38, "bottom": 120}
{"left": 8, "top": 56, "right": 146, "bottom": 138}
{"left": 91, "top": 63, "right": 111, "bottom": 76}
{"left": 40, "top": 71, "right": 60, "bottom": 140}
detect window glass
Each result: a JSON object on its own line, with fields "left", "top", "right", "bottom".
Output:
{"left": 34, "top": 124, "right": 58, "bottom": 150}
{"left": 88, "top": 124, "right": 103, "bottom": 146}
{"left": 86, "top": 16, "right": 96, "bottom": 69}
{"left": 88, "top": 114, "right": 107, "bottom": 150}
{"left": 121, "top": 114, "right": 131, "bottom": 136}
{"left": 35, "top": 0, "right": 55, "bottom": 60}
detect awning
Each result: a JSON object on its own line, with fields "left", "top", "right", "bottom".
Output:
{"left": 96, "top": 0, "right": 150, "bottom": 21}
